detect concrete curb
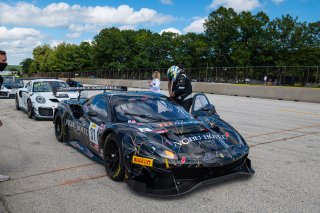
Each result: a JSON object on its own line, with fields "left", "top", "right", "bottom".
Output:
{"left": 64, "top": 78, "right": 320, "bottom": 103}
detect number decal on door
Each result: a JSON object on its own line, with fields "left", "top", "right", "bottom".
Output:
{"left": 89, "top": 122, "right": 99, "bottom": 145}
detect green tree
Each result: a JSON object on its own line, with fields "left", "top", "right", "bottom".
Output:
{"left": 19, "top": 58, "right": 34, "bottom": 73}
{"left": 30, "top": 45, "right": 53, "bottom": 73}
{"left": 204, "top": 7, "right": 239, "bottom": 66}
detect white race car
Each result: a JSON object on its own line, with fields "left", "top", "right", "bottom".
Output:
{"left": 0, "top": 76, "right": 24, "bottom": 98}
{"left": 15, "top": 79, "right": 79, "bottom": 119}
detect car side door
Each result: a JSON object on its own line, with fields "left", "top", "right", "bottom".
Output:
{"left": 79, "top": 96, "right": 109, "bottom": 153}
{"left": 21, "top": 82, "right": 32, "bottom": 109}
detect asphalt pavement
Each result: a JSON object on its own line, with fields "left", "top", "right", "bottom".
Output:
{"left": 0, "top": 89, "right": 319, "bottom": 213}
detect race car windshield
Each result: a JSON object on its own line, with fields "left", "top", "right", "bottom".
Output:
{"left": 2, "top": 77, "right": 24, "bottom": 88}
{"left": 33, "top": 81, "right": 69, "bottom": 92}
{"left": 114, "top": 96, "right": 192, "bottom": 123}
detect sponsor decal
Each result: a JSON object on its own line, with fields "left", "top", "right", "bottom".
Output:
{"left": 173, "top": 133, "right": 227, "bottom": 147}
{"left": 152, "top": 129, "right": 168, "bottom": 134}
{"left": 128, "top": 98, "right": 136, "bottom": 102}
{"left": 91, "top": 143, "right": 99, "bottom": 151}
{"left": 98, "top": 124, "right": 105, "bottom": 133}
{"left": 89, "top": 122, "right": 99, "bottom": 145}
{"left": 202, "top": 134, "right": 227, "bottom": 141}
{"left": 132, "top": 156, "right": 153, "bottom": 167}
{"left": 173, "top": 138, "right": 191, "bottom": 147}
{"left": 174, "top": 120, "right": 199, "bottom": 126}
{"left": 158, "top": 122, "right": 173, "bottom": 127}
{"left": 128, "top": 120, "right": 136, "bottom": 124}
{"left": 225, "top": 132, "right": 229, "bottom": 137}
{"left": 138, "top": 128, "right": 153, "bottom": 132}
{"left": 65, "top": 119, "right": 88, "bottom": 136}
{"left": 181, "top": 156, "right": 186, "bottom": 164}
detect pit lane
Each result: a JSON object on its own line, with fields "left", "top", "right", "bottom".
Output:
{"left": 0, "top": 88, "right": 319, "bottom": 212}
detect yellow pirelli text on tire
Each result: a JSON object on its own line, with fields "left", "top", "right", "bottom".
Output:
{"left": 132, "top": 156, "right": 153, "bottom": 167}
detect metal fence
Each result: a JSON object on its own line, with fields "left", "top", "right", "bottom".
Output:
{"left": 29, "top": 66, "right": 320, "bottom": 87}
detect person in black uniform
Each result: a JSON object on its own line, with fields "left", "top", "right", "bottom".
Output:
{"left": 167, "top": 64, "right": 193, "bottom": 112}
{"left": 66, "top": 78, "right": 83, "bottom": 87}
{"left": 0, "top": 50, "right": 10, "bottom": 182}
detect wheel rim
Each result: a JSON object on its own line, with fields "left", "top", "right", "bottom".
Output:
{"left": 105, "top": 141, "right": 120, "bottom": 172}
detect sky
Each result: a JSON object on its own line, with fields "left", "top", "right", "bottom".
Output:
{"left": 0, "top": 0, "right": 319, "bottom": 65}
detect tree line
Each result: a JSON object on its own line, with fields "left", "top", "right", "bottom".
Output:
{"left": 20, "top": 7, "right": 320, "bottom": 74}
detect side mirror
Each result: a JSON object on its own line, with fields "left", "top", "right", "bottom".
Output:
{"left": 201, "top": 104, "right": 216, "bottom": 115}
{"left": 87, "top": 109, "right": 98, "bottom": 117}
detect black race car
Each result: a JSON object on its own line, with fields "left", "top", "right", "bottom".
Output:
{"left": 53, "top": 87, "right": 254, "bottom": 196}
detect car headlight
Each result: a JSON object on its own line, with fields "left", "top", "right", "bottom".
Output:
{"left": 36, "top": 95, "right": 46, "bottom": 104}
{"left": 156, "top": 149, "right": 178, "bottom": 160}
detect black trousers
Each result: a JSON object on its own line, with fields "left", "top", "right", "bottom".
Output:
{"left": 0, "top": 75, "right": 3, "bottom": 88}
{"left": 175, "top": 98, "right": 193, "bottom": 112}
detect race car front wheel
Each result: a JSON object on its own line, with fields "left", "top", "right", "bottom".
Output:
{"left": 54, "top": 115, "right": 64, "bottom": 142}
{"left": 15, "top": 96, "right": 20, "bottom": 110}
{"left": 27, "top": 99, "right": 34, "bottom": 119}
{"left": 103, "top": 134, "right": 125, "bottom": 181}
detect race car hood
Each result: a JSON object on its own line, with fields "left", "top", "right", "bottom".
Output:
{"left": 126, "top": 119, "right": 249, "bottom": 167}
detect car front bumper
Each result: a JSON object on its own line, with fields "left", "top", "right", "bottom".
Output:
{"left": 0, "top": 91, "right": 16, "bottom": 99}
{"left": 33, "top": 104, "right": 57, "bottom": 119}
{"left": 125, "top": 157, "right": 254, "bottom": 196}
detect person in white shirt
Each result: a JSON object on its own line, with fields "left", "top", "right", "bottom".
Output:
{"left": 148, "top": 71, "right": 161, "bottom": 93}
{"left": 264, "top": 75, "right": 268, "bottom": 85}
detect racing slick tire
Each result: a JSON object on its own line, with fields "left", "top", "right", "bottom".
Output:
{"left": 103, "top": 134, "right": 125, "bottom": 181}
{"left": 15, "top": 96, "right": 20, "bottom": 110}
{"left": 27, "top": 99, "right": 34, "bottom": 119}
{"left": 54, "top": 115, "right": 64, "bottom": 142}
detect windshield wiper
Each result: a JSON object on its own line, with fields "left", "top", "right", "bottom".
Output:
{"left": 124, "top": 112, "right": 168, "bottom": 122}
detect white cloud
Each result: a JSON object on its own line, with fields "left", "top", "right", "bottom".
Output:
{"left": 0, "top": 2, "right": 173, "bottom": 28}
{"left": 66, "top": 32, "right": 82, "bottom": 39}
{"left": 0, "top": 27, "right": 43, "bottom": 65}
{"left": 160, "top": 27, "right": 182, "bottom": 34}
{"left": 161, "top": 0, "right": 173, "bottom": 5}
{"left": 68, "top": 24, "right": 98, "bottom": 33}
{"left": 0, "top": 2, "right": 173, "bottom": 38}
{"left": 49, "top": 40, "right": 64, "bottom": 47}
{"left": 208, "top": 0, "right": 261, "bottom": 12}
{"left": 183, "top": 17, "right": 206, "bottom": 33}
{"left": 118, "top": 25, "right": 136, "bottom": 30}
{"left": 272, "top": 0, "right": 285, "bottom": 4}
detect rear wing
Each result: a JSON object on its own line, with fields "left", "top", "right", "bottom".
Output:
{"left": 54, "top": 86, "right": 128, "bottom": 99}
{"left": 19, "top": 77, "right": 59, "bottom": 80}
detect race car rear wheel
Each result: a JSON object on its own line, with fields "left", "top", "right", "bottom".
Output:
{"left": 54, "top": 115, "right": 64, "bottom": 142}
{"left": 103, "top": 134, "right": 125, "bottom": 181}
{"left": 27, "top": 99, "right": 34, "bottom": 119}
{"left": 15, "top": 96, "right": 20, "bottom": 110}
